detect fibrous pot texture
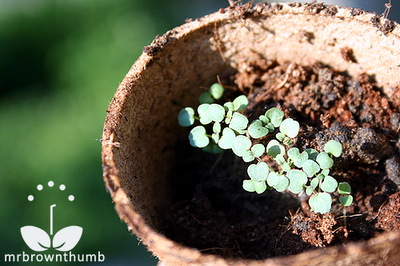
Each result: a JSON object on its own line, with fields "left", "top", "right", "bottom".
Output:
{"left": 102, "top": 2, "right": 400, "bottom": 266}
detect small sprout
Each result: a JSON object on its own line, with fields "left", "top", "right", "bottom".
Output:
{"left": 202, "top": 143, "right": 223, "bottom": 154}
{"left": 266, "top": 139, "right": 285, "bottom": 158}
{"left": 316, "top": 173, "right": 325, "bottom": 180}
{"left": 287, "top": 169, "right": 308, "bottom": 194}
{"left": 320, "top": 175, "right": 338, "bottom": 193}
{"left": 207, "top": 104, "right": 225, "bottom": 123}
{"left": 199, "top": 92, "right": 214, "bottom": 104}
{"left": 258, "top": 115, "right": 270, "bottom": 125}
{"left": 209, "top": 83, "right": 224, "bottom": 100}
{"left": 275, "top": 154, "right": 291, "bottom": 172}
{"left": 232, "top": 135, "right": 252, "bottom": 157}
{"left": 229, "top": 112, "right": 248, "bottom": 134}
{"left": 302, "top": 159, "right": 321, "bottom": 177}
{"left": 211, "top": 132, "right": 219, "bottom": 144}
{"left": 248, "top": 119, "right": 269, "bottom": 139}
{"left": 189, "top": 126, "right": 209, "bottom": 148}
{"left": 288, "top": 148, "right": 308, "bottom": 168}
{"left": 213, "top": 122, "right": 221, "bottom": 134}
{"left": 339, "top": 195, "right": 353, "bottom": 207}
{"left": 242, "top": 180, "right": 267, "bottom": 194}
{"left": 279, "top": 118, "right": 300, "bottom": 138}
{"left": 324, "top": 140, "right": 342, "bottom": 157}
{"left": 178, "top": 107, "right": 195, "bottom": 127}
{"left": 197, "top": 104, "right": 212, "bottom": 125}
{"left": 316, "top": 152, "right": 334, "bottom": 169}
{"left": 265, "top": 107, "right": 284, "bottom": 127}
{"left": 224, "top": 102, "right": 234, "bottom": 112}
{"left": 305, "top": 148, "right": 319, "bottom": 161}
{"left": 218, "top": 127, "right": 236, "bottom": 150}
{"left": 243, "top": 144, "right": 266, "bottom": 162}
{"left": 233, "top": 95, "right": 248, "bottom": 112}
{"left": 310, "top": 177, "right": 319, "bottom": 188}
{"left": 247, "top": 162, "right": 269, "bottom": 182}
{"left": 267, "top": 171, "right": 289, "bottom": 192}
{"left": 321, "top": 168, "right": 330, "bottom": 177}
{"left": 338, "top": 182, "right": 351, "bottom": 195}
{"left": 275, "top": 132, "right": 286, "bottom": 142}
{"left": 306, "top": 186, "right": 314, "bottom": 196}
{"left": 309, "top": 192, "right": 332, "bottom": 214}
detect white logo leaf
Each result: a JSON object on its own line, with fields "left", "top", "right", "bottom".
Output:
{"left": 52, "top": 226, "right": 83, "bottom": 251}
{"left": 20, "top": 226, "right": 51, "bottom": 252}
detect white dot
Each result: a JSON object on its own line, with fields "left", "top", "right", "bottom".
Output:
{"left": 37, "top": 184, "right": 43, "bottom": 191}
{"left": 28, "top": 195, "right": 34, "bottom": 201}
{"left": 59, "top": 184, "right": 66, "bottom": 191}
{"left": 48, "top": 181, "right": 54, "bottom": 187}
{"left": 68, "top": 195, "right": 75, "bottom": 201}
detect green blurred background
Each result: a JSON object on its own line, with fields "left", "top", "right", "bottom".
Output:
{"left": 0, "top": 0, "right": 397, "bottom": 265}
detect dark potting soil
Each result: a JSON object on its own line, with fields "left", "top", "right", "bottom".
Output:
{"left": 163, "top": 60, "right": 400, "bottom": 260}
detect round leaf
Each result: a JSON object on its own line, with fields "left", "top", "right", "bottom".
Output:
{"left": 338, "top": 182, "right": 351, "bottom": 195}
{"left": 178, "top": 107, "right": 195, "bottom": 127}
{"left": 316, "top": 152, "right": 334, "bottom": 169}
{"left": 243, "top": 150, "right": 255, "bottom": 162}
{"left": 248, "top": 119, "right": 269, "bottom": 139}
{"left": 266, "top": 139, "right": 285, "bottom": 158}
{"left": 210, "top": 83, "right": 224, "bottom": 99}
{"left": 251, "top": 144, "right": 265, "bottom": 158}
{"left": 232, "top": 135, "right": 252, "bottom": 157}
{"left": 320, "top": 175, "right": 338, "bottom": 193}
{"left": 233, "top": 95, "right": 248, "bottom": 112}
{"left": 279, "top": 118, "right": 300, "bottom": 138}
{"left": 213, "top": 122, "right": 221, "bottom": 134}
{"left": 247, "top": 162, "right": 269, "bottom": 182}
{"left": 305, "top": 148, "right": 318, "bottom": 161}
{"left": 199, "top": 92, "right": 214, "bottom": 104}
{"left": 229, "top": 112, "right": 248, "bottom": 134}
{"left": 339, "top": 195, "right": 353, "bottom": 207}
{"left": 254, "top": 181, "right": 267, "bottom": 194}
{"left": 287, "top": 169, "right": 307, "bottom": 194}
{"left": 243, "top": 180, "right": 256, "bottom": 192}
{"left": 189, "top": 126, "right": 209, "bottom": 148}
{"left": 302, "top": 159, "right": 321, "bottom": 177}
{"left": 207, "top": 104, "right": 225, "bottom": 123}
{"left": 218, "top": 128, "right": 236, "bottom": 150}
{"left": 324, "top": 140, "right": 342, "bottom": 157}
{"left": 197, "top": 104, "right": 212, "bottom": 125}
{"left": 265, "top": 107, "right": 284, "bottom": 127}
{"left": 267, "top": 172, "right": 289, "bottom": 192}
{"left": 309, "top": 192, "right": 332, "bottom": 214}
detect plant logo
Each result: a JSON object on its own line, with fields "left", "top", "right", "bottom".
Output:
{"left": 20, "top": 181, "right": 83, "bottom": 252}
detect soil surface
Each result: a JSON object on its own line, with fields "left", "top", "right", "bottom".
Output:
{"left": 163, "top": 59, "right": 400, "bottom": 260}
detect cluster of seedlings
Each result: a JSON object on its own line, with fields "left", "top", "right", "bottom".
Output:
{"left": 178, "top": 83, "right": 352, "bottom": 214}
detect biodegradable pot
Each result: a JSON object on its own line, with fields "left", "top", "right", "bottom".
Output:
{"left": 102, "top": 2, "right": 400, "bottom": 266}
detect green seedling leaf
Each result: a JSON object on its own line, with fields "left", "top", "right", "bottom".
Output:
{"left": 211, "top": 132, "right": 219, "bottom": 144}
{"left": 178, "top": 107, "right": 195, "bottom": 127}
{"left": 266, "top": 139, "right": 285, "bottom": 158}
{"left": 309, "top": 192, "right": 332, "bottom": 214}
{"left": 316, "top": 152, "right": 334, "bottom": 169}
{"left": 202, "top": 143, "right": 223, "bottom": 154}
{"left": 265, "top": 107, "right": 284, "bottom": 127}
{"left": 267, "top": 171, "right": 289, "bottom": 192}
{"left": 293, "top": 152, "right": 308, "bottom": 168}
{"left": 320, "top": 175, "right": 338, "bottom": 193}
{"left": 213, "top": 122, "right": 221, "bottom": 134}
{"left": 287, "top": 169, "right": 307, "bottom": 194}
{"left": 218, "top": 128, "right": 236, "bottom": 150}
{"left": 276, "top": 154, "right": 291, "bottom": 172}
{"left": 199, "top": 92, "right": 214, "bottom": 104}
{"left": 243, "top": 180, "right": 256, "bottom": 193}
{"left": 251, "top": 144, "right": 265, "bottom": 158}
{"left": 265, "top": 123, "right": 275, "bottom": 132}
{"left": 229, "top": 112, "right": 248, "bottom": 134}
{"left": 259, "top": 115, "right": 270, "bottom": 125}
{"left": 225, "top": 110, "right": 233, "bottom": 124}
{"left": 325, "top": 140, "right": 342, "bottom": 157}
{"left": 280, "top": 118, "right": 300, "bottom": 138}
{"left": 247, "top": 162, "right": 269, "bottom": 182}
{"left": 233, "top": 95, "right": 248, "bottom": 112}
{"left": 338, "top": 182, "right": 351, "bottom": 195}
{"left": 339, "top": 195, "right": 353, "bottom": 207}
{"left": 305, "top": 148, "right": 318, "bottom": 161}
{"left": 306, "top": 186, "right": 314, "bottom": 196}
{"left": 302, "top": 159, "right": 321, "bottom": 177}
{"left": 275, "top": 132, "right": 285, "bottom": 142}
{"left": 243, "top": 150, "right": 255, "bottom": 162}
{"left": 321, "top": 169, "right": 330, "bottom": 177}
{"left": 316, "top": 173, "right": 325, "bottom": 180}
{"left": 232, "top": 135, "right": 252, "bottom": 157}
{"left": 248, "top": 120, "right": 269, "bottom": 139}
{"left": 310, "top": 177, "right": 319, "bottom": 188}
{"left": 210, "top": 83, "right": 224, "bottom": 100}
{"left": 189, "top": 126, "right": 209, "bottom": 148}
{"left": 288, "top": 147, "right": 300, "bottom": 159}
{"left": 224, "top": 102, "right": 234, "bottom": 112}
{"left": 207, "top": 104, "right": 225, "bottom": 123}
{"left": 197, "top": 104, "right": 212, "bottom": 125}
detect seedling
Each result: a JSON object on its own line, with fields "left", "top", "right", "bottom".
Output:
{"left": 178, "top": 83, "right": 352, "bottom": 214}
